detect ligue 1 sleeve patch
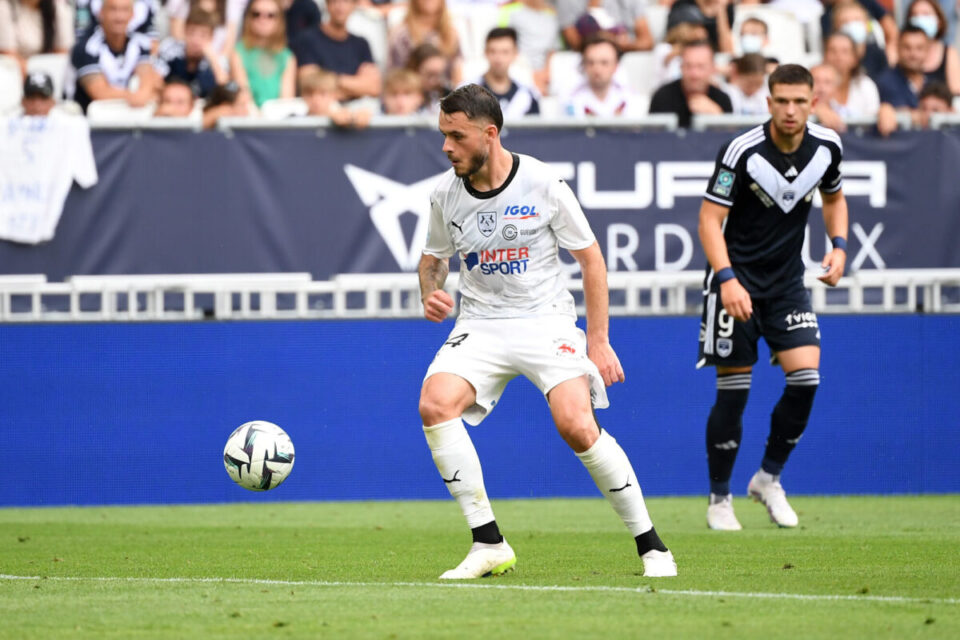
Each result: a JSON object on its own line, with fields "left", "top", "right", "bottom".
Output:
{"left": 712, "top": 169, "right": 735, "bottom": 198}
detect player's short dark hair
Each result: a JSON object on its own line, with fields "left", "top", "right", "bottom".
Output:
{"left": 440, "top": 83, "right": 504, "bottom": 132}
{"left": 582, "top": 33, "right": 621, "bottom": 60}
{"left": 768, "top": 63, "right": 813, "bottom": 91}
{"left": 735, "top": 53, "right": 767, "bottom": 76}
{"left": 919, "top": 80, "right": 952, "bottom": 104}
{"left": 900, "top": 25, "right": 930, "bottom": 40}
{"left": 486, "top": 26, "right": 518, "bottom": 45}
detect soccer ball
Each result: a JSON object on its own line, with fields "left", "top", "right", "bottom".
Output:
{"left": 223, "top": 421, "right": 295, "bottom": 491}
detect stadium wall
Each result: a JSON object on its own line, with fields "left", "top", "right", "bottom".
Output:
{"left": 2, "top": 315, "right": 957, "bottom": 507}
{"left": 2, "top": 128, "right": 960, "bottom": 279}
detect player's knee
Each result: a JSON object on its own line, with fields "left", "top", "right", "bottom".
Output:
{"left": 418, "top": 394, "right": 463, "bottom": 426}
{"left": 553, "top": 406, "right": 599, "bottom": 452}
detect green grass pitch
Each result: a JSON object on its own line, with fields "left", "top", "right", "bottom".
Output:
{"left": 1, "top": 496, "right": 957, "bottom": 639}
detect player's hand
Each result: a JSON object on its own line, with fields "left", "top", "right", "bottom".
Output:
{"left": 588, "top": 340, "right": 625, "bottom": 387}
{"left": 422, "top": 289, "right": 454, "bottom": 323}
{"left": 818, "top": 248, "right": 846, "bottom": 287}
{"left": 720, "top": 278, "right": 752, "bottom": 322}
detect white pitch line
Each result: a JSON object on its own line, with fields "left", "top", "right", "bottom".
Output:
{"left": 1, "top": 574, "right": 957, "bottom": 606}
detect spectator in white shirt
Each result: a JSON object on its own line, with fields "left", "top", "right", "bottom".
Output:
{"left": 811, "top": 62, "right": 848, "bottom": 132}
{"left": 724, "top": 53, "right": 769, "bottom": 115}
{"left": 564, "top": 34, "right": 643, "bottom": 117}
{"left": 823, "top": 31, "right": 881, "bottom": 118}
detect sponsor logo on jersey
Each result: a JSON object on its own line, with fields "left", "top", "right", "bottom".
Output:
{"left": 463, "top": 247, "right": 530, "bottom": 275}
{"left": 503, "top": 205, "right": 540, "bottom": 219}
{"left": 502, "top": 224, "right": 518, "bottom": 241}
{"left": 785, "top": 310, "right": 819, "bottom": 331}
{"left": 554, "top": 338, "right": 578, "bottom": 357}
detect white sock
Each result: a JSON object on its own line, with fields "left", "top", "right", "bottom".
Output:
{"left": 423, "top": 418, "right": 495, "bottom": 528}
{"left": 576, "top": 430, "right": 654, "bottom": 537}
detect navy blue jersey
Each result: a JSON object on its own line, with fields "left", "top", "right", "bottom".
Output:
{"left": 703, "top": 120, "right": 843, "bottom": 298}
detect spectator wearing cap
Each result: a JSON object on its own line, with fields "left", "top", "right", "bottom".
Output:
{"left": 69, "top": 0, "right": 159, "bottom": 112}
{"left": 723, "top": 53, "right": 769, "bottom": 116}
{"left": 557, "top": 0, "right": 654, "bottom": 53}
{"left": 156, "top": 9, "right": 227, "bottom": 99}
{"left": 821, "top": 0, "right": 898, "bottom": 69}
{"left": 824, "top": 31, "right": 880, "bottom": 118}
{"left": 904, "top": 0, "right": 960, "bottom": 95}
{"left": 474, "top": 28, "right": 540, "bottom": 118}
{"left": 154, "top": 77, "right": 195, "bottom": 117}
{"left": 381, "top": 68, "right": 424, "bottom": 115}
{"left": 649, "top": 38, "right": 732, "bottom": 128}
{"left": 653, "top": 14, "right": 710, "bottom": 86}
{"left": 667, "top": 0, "right": 733, "bottom": 54}
{"left": 563, "top": 34, "right": 643, "bottom": 117}
{"left": 496, "top": 0, "right": 559, "bottom": 95}
{"left": 21, "top": 70, "right": 56, "bottom": 115}
{"left": 876, "top": 26, "right": 933, "bottom": 135}
{"left": 0, "top": 0, "right": 75, "bottom": 77}
{"left": 293, "top": 0, "right": 381, "bottom": 101}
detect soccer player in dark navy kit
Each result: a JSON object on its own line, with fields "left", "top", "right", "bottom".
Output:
{"left": 696, "top": 64, "right": 849, "bottom": 530}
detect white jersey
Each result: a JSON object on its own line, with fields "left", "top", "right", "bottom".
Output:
{"left": 424, "top": 153, "right": 595, "bottom": 319}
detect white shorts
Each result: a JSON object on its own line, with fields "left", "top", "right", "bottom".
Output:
{"left": 423, "top": 315, "right": 610, "bottom": 425}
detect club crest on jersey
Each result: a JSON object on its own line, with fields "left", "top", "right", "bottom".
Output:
{"left": 504, "top": 205, "right": 540, "bottom": 219}
{"left": 477, "top": 211, "right": 497, "bottom": 237}
{"left": 716, "top": 338, "right": 732, "bottom": 358}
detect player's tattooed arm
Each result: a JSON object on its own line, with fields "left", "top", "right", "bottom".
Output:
{"left": 571, "top": 242, "right": 625, "bottom": 386}
{"left": 419, "top": 254, "right": 454, "bottom": 323}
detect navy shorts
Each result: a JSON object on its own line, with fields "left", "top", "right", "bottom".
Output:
{"left": 697, "top": 284, "right": 820, "bottom": 368}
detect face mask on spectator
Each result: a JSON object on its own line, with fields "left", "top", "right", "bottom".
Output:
{"left": 740, "top": 34, "right": 764, "bottom": 54}
{"left": 910, "top": 15, "right": 939, "bottom": 40}
{"left": 840, "top": 21, "right": 868, "bottom": 45}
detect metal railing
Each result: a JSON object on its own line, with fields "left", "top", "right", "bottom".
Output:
{"left": 1, "top": 270, "right": 958, "bottom": 322}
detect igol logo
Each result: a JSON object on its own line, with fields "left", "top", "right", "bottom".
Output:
{"left": 504, "top": 205, "right": 539, "bottom": 219}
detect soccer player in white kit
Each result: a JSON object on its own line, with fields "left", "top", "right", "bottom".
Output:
{"left": 418, "top": 84, "right": 677, "bottom": 579}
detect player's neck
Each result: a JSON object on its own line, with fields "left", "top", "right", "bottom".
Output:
{"left": 769, "top": 122, "right": 805, "bottom": 154}
{"left": 467, "top": 147, "right": 514, "bottom": 192}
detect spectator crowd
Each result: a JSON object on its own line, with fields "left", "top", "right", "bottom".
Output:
{"left": 1, "top": 0, "right": 958, "bottom": 133}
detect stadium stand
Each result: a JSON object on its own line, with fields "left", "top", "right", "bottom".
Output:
{"left": 0, "top": 54, "right": 22, "bottom": 114}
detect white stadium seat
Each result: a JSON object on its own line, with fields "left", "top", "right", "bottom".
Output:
{"left": 463, "top": 4, "right": 500, "bottom": 62}
{"left": 260, "top": 98, "right": 308, "bottom": 119}
{"left": 619, "top": 51, "right": 659, "bottom": 97}
{"left": 549, "top": 50, "right": 581, "bottom": 97}
{"left": 645, "top": 4, "right": 669, "bottom": 43}
{"left": 347, "top": 7, "right": 388, "bottom": 70}
{"left": 0, "top": 55, "right": 22, "bottom": 115}
{"left": 85, "top": 99, "right": 155, "bottom": 123}
{"left": 733, "top": 6, "right": 807, "bottom": 64}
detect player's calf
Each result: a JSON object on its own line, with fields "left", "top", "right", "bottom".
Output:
{"left": 706, "top": 372, "right": 751, "bottom": 496}
{"left": 762, "top": 368, "right": 819, "bottom": 475}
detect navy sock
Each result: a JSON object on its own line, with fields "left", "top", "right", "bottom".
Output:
{"left": 763, "top": 369, "right": 819, "bottom": 475}
{"left": 635, "top": 526, "right": 668, "bottom": 555}
{"left": 707, "top": 373, "right": 751, "bottom": 495}
{"left": 471, "top": 520, "right": 503, "bottom": 544}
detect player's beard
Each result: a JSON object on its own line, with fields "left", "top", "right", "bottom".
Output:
{"left": 454, "top": 149, "right": 488, "bottom": 178}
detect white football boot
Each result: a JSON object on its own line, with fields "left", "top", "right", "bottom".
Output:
{"left": 748, "top": 471, "right": 799, "bottom": 528}
{"left": 706, "top": 493, "right": 743, "bottom": 530}
{"left": 641, "top": 549, "right": 677, "bottom": 577}
{"left": 439, "top": 538, "right": 516, "bottom": 579}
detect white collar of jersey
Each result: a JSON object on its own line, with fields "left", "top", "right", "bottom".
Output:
{"left": 746, "top": 146, "right": 831, "bottom": 213}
